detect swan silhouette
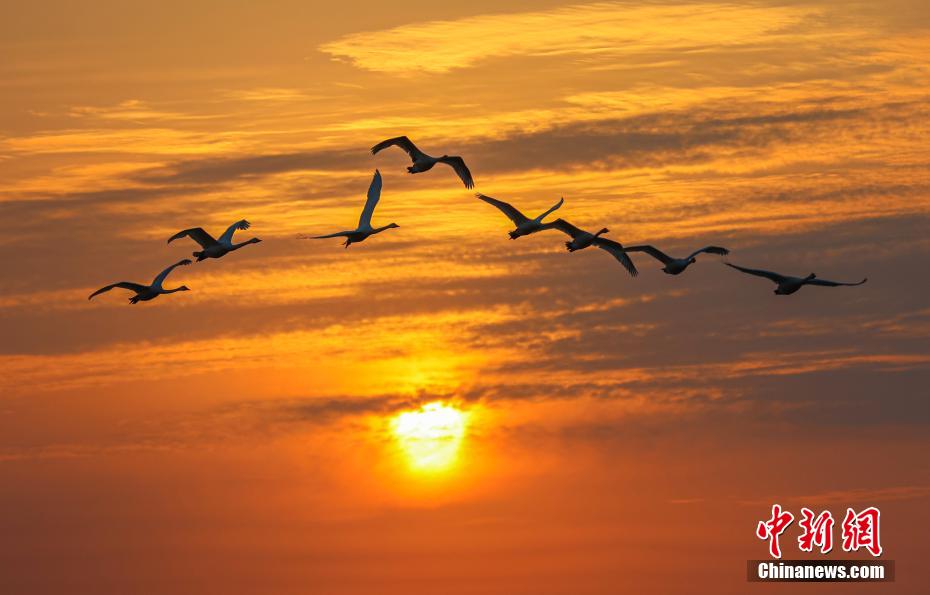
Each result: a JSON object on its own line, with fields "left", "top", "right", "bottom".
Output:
{"left": 725, "top": 263, "right": 867, "bottom": 295}
{"left": 88, "top": 259, "right": 192, "bottom": 304}
{"left": 476, "top": 193, "right": 564, "bottom": 239}
{"left": 302, "top": 170, "right": 399, "bottom": 248}
{"left": 625, "top": 244, "right": 729, "bottom": 275}
{"left": 542, "top": 219, "right": 638, "bottom": 277}
{"left": 371, "top": 136, "right": 474, "bottom": 189}
{"left": 168, "top": 219, "right": 261, "bottom": 261}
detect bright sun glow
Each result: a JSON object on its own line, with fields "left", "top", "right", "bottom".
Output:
{"left": 391, "top": 402, "right": 468, "bottom": 473}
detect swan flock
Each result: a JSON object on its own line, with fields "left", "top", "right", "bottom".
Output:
{"left": 89, "top": 135, "right": 867, "bottom": 304}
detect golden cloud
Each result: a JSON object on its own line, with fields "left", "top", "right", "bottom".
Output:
{"left": 320, "top": 2, "right": 815, "bottom": 74}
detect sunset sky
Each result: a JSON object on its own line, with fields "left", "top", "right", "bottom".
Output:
{"left": 1, "top": 1, "right": 929, "bottom": 593}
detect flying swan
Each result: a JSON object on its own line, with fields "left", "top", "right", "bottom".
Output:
{"left": 625, "top": 244, "right": 729, "bottom": 275}
{"left": 724, "top": 263, "right": 867, "bottom": 295}
{"left": 167, "top": 219, "right": 261, "bottom": 261}
{"left": 476, "top": 193, "right": 564, "bottom": 239}
{"left": 371, "top": 136, "right": 474, "bottom": 189}
{"left": 542, "top": 219, "right": 638, "bottom": 277}
{"left": 88, "top": 259, "right": 192, "bottom": 304}
{"left": 301, "top": 170, "right": 399, "bottom": 248}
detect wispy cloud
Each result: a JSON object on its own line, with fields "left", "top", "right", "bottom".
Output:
{"left": 320, "top": 2, "right": 815, "bottom": 74}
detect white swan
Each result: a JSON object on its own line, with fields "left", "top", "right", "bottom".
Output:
{"left": 371, "top": 136, "right": 474, "bottom": 189}
{"left": 625, "top": 244, "right": 729, "bottom": 275}
{"left": 476, "top": 193, "right": 564, "bottom": 239}
{"left": 542, "top": 219, "right": 638, "bottom": 277}
{"left": 301, "top": 170, "right": 399, "bottom": 248}
{"left": 725, "top": 263, "right": 867, "bottom": 295}
{"left": 168, "top": 219, "right": 261, "bottom": 261}
{"left": 88, "top": 259, "right": 192, "bottom": 304}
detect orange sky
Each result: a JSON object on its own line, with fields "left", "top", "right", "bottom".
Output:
{"left": 1, "top": 1, "right": 929, "bottom": 593}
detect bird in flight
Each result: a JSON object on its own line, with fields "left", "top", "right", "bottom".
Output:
{"left": 625, "top": 244, "right": 729, "bottom": 275}
{"left": 301, "top": 170, "right": 399, "bottom": 248}
{"left": 542, "top": 219, "right": 638, "bottom": 277}
{"left": 371, "top": 136, "right": 474, "bottom": 189}
{"left": 167, "top": 219, "right": 261, "bottom": 261}
{"left": 724, "top": 263, "right": 867, "bottom": 295}
{"left": 88, "top": 259, "right": 192, "bottom": 304}
{"left": 476, "top": 193, "right": 564, "bottom": 240}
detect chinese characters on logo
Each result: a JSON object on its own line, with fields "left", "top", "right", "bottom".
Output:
{"left": 798, "top": 507, "right": 834, "bottom": 554}
{"left": 756, "top": 504, "right": 794, "bottom": 558}
{"left": 756, "top": 504, "right": 881, "bottom": 558}
{"left": 841, "top": 507, "right": 882, "bottom": 556}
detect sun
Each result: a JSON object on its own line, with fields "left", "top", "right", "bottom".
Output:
{"left": 391, "top": 402, "right": 468, "bottom": 473}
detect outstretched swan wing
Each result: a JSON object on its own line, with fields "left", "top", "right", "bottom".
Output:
{"left": 539, "top": 196, "right": 564, "bottom": 220}
{"left": 437, "top": 156, "right": 474, "bottom": 189}
{"left": 151, "top": 259, "right": 192, "bottom": 289}
{"left": 88, "top": 282, "right": 147, "bottom": 300}
{"left": 540, "top": 218, "right": 584, "bottom": 239}
{"left": 593, "top": 238, "right": 638, "bottom": 277}
{"left": 168, "top": 227, "right": 218, "bottom": 248}
{"left": 475, "top": 193, "right": 529, "bottom": 225}
{"left": 305, "top": 231, "right": 352, "bottom": 239}
{"left": 806, "top": 277, "right": 868, "bottom": 287}
{"left": 218, "top": 220, "right": 250, "bottom": 245}
{"left": 687, "top": 245, "right": 729, "bottom": 260}
{"left": 371, "top": 136, "right": 426, "bottom": 161}
{"left": 724, "top": 263, "right": 787, "bottom": 284}
{"left": 624, "top": 245, "right": 672, "bottom": 265}
{"left": 358, "top": 170, "right": 383, "bottom": 229}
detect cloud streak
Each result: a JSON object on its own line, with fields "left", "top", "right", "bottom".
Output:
{"left": 320, "top": 2, "right": 815, "bottom": 74}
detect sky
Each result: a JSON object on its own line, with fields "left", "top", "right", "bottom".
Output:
{"left": 1, "top": 1, "right": 929, "bottom": 593}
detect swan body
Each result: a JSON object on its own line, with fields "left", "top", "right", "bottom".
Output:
{"left": 168, "top": 219, "right": 261, "bottom": 261}
{"left": 476, "top": 193, "right": 564, "bottom": 239}
{"left": 625, "top": 245, "right": 729, "bottom": 275}
{"left": 371, "top": 136, "right": 474, "bottom": 189}
{"left": 725, "top": 263, "right": 867, "bottom": 295}
{"left": 541, "top": 219, "right": 638, "bottom": 277}
{"left": 88, "top": 259, "right": 192, "bottom": 304}
{"left": 302, "top": 170, "right": 399, "bottom": 248}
